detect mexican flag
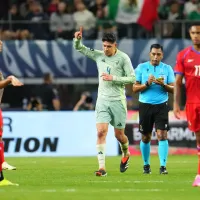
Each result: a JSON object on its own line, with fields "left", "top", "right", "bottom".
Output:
{"left": 109, "top": 0, "right": 160, "bottom": 31}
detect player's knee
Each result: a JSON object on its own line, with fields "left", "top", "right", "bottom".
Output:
{"left": 97, "top": 129, "right": 107, "bottom": 139}
{"left": 142, "top": 134, "right": 151, "bottom": 143}
{"left": 157, "top": 132, "right": 167, "bottom": 141}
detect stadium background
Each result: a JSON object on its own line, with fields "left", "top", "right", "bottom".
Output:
{"left": 0, "top": 0, "right": 196, "bottom": 157}
{"left": 1, "top": 1, "right": 200, "bottom": 199}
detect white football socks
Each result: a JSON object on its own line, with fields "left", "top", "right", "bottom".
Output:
{"left": 96, "top": 144, "right": 106, "bottom": 169}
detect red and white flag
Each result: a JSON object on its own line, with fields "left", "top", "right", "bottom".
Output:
{"left": 116, "top": 0, "right": 160, "bottom": 31}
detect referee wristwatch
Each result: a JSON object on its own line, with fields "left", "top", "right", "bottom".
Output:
{"left": 145, "top": 81, "right": 150, "bottom": 87}
{"left": 162, "top": 84, "right": 166, "bottom": 88}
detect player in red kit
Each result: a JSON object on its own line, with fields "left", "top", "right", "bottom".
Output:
{"left": 174, "top": 24, "right": 200, "bottom": 187}
{"left": 0, "top": 40, "right": 23, "bottom": 186}
{"left": 0, "top": 77, "right": 17, "bottom": 171}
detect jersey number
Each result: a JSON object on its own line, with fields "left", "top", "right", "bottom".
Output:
{"left": 107, "top": 67, "right": 111, "bottom": 74}
{"left": 194, "top": 65, "right": 200, "bottom": 76}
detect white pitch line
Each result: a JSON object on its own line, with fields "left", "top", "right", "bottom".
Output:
{"left": 40, "top": 189, "right": 57, "bottom": 192}
{"left": 106, "top": 189, "right": 167, "bottom": 192}
{"left": 131, "top": 181, "right": 164, "bottom": 183}
{"left": 87, "top": 180, "right": 164, "bottom": 183}
{"left": 64, "top": 189, "right": 76, "bottom": 192}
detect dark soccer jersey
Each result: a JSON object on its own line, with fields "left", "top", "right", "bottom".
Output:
{"left": 174, "top": 46, "right": 200, "bottom": 104}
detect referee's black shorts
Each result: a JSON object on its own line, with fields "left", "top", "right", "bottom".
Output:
{"left": 138, "top": 101, "right": 169, "bottom": 135}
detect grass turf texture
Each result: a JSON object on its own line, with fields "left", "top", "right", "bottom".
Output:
{"left": 0, "top": 155, "right": 200, "bottom": 200}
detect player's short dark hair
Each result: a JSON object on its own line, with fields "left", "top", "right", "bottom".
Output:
{"left": 102, "top": 33, "right": 117, "bottom": 43}
{"left": 150, "top": 44, "right": 163, "bottom": 52}
{"left": 189, "top": 22, "right": 200, "bottom": 29}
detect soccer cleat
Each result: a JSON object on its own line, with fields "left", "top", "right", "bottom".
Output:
{"left": 2, "top": 162, "right": 16, "bottom": 170}
{"left": 192, "top": 175, "right": 200, "bottom": 187}
{"left": 120, "top": 156, "right": 130, "bottom": 173}
{"left": 160, "top": 166, "right": 168, "bottom": 174}
{"left": 143, "top": 164, "right": 151, "bottom": 174}
{"left": 95, "top": 169, "right": 107, "bottom": 177}
{"left": 0, "top": 179, "right": 19, "bottom": 186}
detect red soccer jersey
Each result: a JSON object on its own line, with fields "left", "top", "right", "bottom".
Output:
{"left": 174, "top": 46, "right": 200, "bottom": 104}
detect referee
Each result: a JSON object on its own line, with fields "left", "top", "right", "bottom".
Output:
{"left": 133, "top": 44, "right": 174, "bottom": 174}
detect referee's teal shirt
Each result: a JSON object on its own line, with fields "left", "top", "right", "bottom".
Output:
{"left": 135, "top": 61, "right": 175, "bottom": 104}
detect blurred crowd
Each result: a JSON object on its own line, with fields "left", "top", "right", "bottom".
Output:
{"left": 0, "top": 0, "right": 200, "bottom": 40}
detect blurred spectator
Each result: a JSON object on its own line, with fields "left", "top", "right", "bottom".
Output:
{"left": 73, "top": 91, "right": 95, "bottom": 111}
{"left": 26, "top": 1, "right": 50, "bottom": 39}
{"left": 160, "top": 0, "right": 184, "bottom": 38}
{"left": 47, "top": 0, "right": 60, "bottom": 15}
{"left": 96, "top": 6, "right": 117, "bottom": 38}
{"left": 188, "top": 3, "right": 200, "bottom": 20}
{"left": 89, "top": 0, "right": 107, "bottom": 16}
{"left": 26, "top": 97, "right": 43, "bottom": 111}
{"left": 50, "top": 1, "right": 74, "bottom": 39}
{"left": 2, "top": 4, "right": 23, "bottom": 31}
{"left": 19, "top": 0, "right": 35, "bottom": 18}
{"left": 1, "top": 4, "right": 32, "bottom": 40}
{"left": 184, "top": 0, "right": 198, "bottom": 16}
{"left": 34, "top": 73, "right": 60, "bottom": 111}
{"left": 115, "top": 0, "right": 140, "bottom": 38}
{"left": 73, "top": 2, "right": 96, "bottom": 39}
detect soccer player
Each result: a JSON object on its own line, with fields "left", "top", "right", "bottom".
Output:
{"left": 173, "top": 24, "right": 200, "bottom": 187}
{"left": 0, "top": 40, "right": 23, "bottom": 186}
{"left": 73, "top": 27, "right": 135, "bottom": 176}
{"left": 133, "top": 44, "right": 174, "bottom": 174}
{"left": 0, "top": 74, "right": 22, "bottom": 186}
{"left": 0, "top": 41, "right": 17, "bottom": 171}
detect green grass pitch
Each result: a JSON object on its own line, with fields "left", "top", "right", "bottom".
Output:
{"left": 0, "top": 155, "right": 200, "bottom": 200}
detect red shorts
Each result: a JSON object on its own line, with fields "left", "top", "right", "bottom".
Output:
{"left": 0, "top": 109, "right": 3, "bottom": 137}
{"left": 186, "top": 103, "right": 200, "bottom": 132}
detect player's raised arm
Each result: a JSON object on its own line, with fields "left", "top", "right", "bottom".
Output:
{"left": 73, "top": 27, "right": 102, "bottom": 61}
{"left": 112, "top": 55, "right": 136, "bottom": 84}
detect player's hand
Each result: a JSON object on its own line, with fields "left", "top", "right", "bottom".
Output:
{"left": 74, "top": 27, "right": 83, "bottom": 39}
{"left": 147, "top": 75, "right": 155, "bottom": 85}
{"left": 0, "top": 41, "right": 3, "bottom": 52}
{"left": 173, "top": 103, "right": 181, "bottom": 119}
{"left": 101, "top": 73, "right": 113, "bottom": 81}
{"left": 7, "top": 75, "right": 23, "bottom": 86}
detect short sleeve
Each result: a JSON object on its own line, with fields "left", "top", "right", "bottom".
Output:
{"left": 135, "top": 64, "right": 142, "bottom": 83}
{"left": 51, "top": 88, "right": 59, "bottom": 100}
{"left": 167, "top": 65, "right": 175, "bottom": 84}
{"left": 174, "top": 52, "right": 184, "bottom": 75}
